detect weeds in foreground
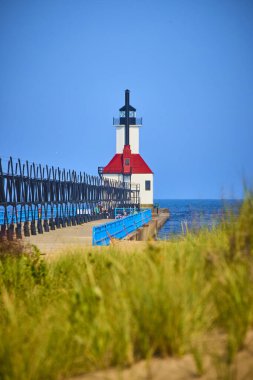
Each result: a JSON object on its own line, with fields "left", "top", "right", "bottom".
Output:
{"left": 0, "top": 195, "right": 253, "bottom": 380}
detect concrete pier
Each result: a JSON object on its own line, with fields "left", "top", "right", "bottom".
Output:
{"left": 23, "top": 219, "right": 111, "bottom": 254}
{"left": 20, "top": 209, "right": 169, "bottom": 254}
{"left": 124, "top": 208, "right": 169, "bottom": 241}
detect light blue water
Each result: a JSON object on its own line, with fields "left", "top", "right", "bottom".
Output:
{"left": 155, "top": 199, "right": 242, "bottom": 240}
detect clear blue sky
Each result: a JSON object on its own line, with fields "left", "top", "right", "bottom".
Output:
{"left": 0, "top": 0, "right": 252, "bottom": 199}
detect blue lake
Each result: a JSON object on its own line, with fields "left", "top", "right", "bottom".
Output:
{"left": 155, "top": 199, "right": 242, "bottom": 240}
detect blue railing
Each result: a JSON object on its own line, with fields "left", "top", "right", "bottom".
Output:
{"left": 92, "top": 209, "right": 152, "bottom": 246}
{"left": 0, "top": 204, "right": 94, "bottom": 225}
{"left": 114, "top": 207, "right": 139, "bottom": 219}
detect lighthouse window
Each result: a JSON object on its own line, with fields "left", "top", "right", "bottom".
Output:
{"left": 125, "top": 158, "right": 130, "bottom": 166}
{"left": 145, "top": 180, "right": 151, "bottom": 191}
{"left": 120, "top": 111, "right": 125, "bottom": 117}
{"left": 129, "top": 111, "right": 136, "bottom": 117}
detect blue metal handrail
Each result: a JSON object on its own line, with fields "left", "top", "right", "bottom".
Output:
{"left": 114, "top": 207, "right": 139, "bottom": 219}
{"left": 0, "top": 203, "right": 93, "bottom": 225}
{"left": 92, "top": 209, "right": 152, "bottom": 246}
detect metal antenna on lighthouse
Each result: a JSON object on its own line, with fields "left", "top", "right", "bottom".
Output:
{"left": 125, "top": 89, "right": 130, "bottom": 146}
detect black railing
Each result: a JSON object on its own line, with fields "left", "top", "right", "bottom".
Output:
{"left": 113, "top": 117, "right": 142, "bottom": 126}
{"left": 98, "top": 166, "right": 104, "bottom": 177}
{"left": 0, "top": 156, "right": 140, "bottom": 240}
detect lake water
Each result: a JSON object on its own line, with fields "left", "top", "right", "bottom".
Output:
{"left": 155, "top": 199, "right": 242, "bottom": 240}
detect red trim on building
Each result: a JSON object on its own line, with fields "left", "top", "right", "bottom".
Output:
{"left": 122, "top": 145, "right": 131, "bottom": 174}
{"left": 103, "top": 147, "right": 153, "bottom": 175}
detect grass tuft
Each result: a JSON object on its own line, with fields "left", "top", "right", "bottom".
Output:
{"left": 0, "top": 195, "right": 253, "bottom": 379}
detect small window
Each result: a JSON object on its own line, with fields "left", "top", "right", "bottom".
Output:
{"left": 125, "top": 158, "right": 130, "bottom": 166}
{"left": 145, "top": 180, "right": 151, "bottom": 191}
{"left": 129, "top": 111, "right": 136, "bottom": 117}
{"left": 120, "top": 111, "right": 125, "bottom": 117}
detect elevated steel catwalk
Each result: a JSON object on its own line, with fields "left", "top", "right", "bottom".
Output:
{"left": 0, "top": 156, "right": 140, "bottom": 240}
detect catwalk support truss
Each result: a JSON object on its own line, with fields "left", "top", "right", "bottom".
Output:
{"left": 0, "top": 157, "right": 140, "bottom": 240}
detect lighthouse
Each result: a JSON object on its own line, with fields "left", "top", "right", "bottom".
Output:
{"left": 101, "top": 90, "right": 153, "bottom": 207}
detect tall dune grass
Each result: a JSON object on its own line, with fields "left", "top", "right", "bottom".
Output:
{"left": 0, "top": 195, "right": 253, "bottom": 380}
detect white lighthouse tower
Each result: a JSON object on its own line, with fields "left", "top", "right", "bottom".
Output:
{"left": 101, "top": 90, "right": 153, "bottom": 207}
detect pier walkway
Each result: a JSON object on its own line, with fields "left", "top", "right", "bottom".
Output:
{"left": 22, "top": 209, "right": 170, "bottom": 254}
{"left": 24, "top": 219, "right": 110, "bottom": 254}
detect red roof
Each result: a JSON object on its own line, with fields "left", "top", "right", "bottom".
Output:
{"left": 103, "top": 153, "right": 153, "bottom": 174}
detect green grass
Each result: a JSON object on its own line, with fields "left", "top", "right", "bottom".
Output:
{"left": 0, "top": 195, "right": 253, "bottom": 380}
